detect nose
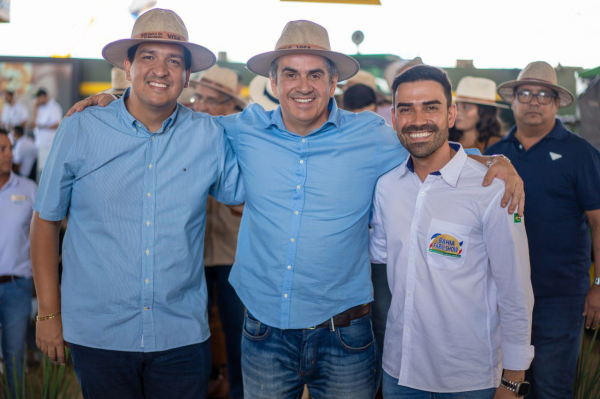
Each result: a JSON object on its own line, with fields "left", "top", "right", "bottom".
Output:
{"left": 151, "top": 61, "right": 169, "bottom": 78}
{"left": 296, "top": 75, "right": 312, "bottom": 94}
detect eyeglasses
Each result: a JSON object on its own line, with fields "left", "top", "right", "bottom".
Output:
{"left": 193, "top": 94, "right": 231, "bottom": 107}
{"left": 514, "top": 90, "right": 557, "bottom": 105}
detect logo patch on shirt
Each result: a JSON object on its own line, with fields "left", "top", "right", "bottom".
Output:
{"left": 428, "top": 234, "right": 463, "bottom": 258}
{"left": 11, "top": 195, "right": 26, "bottom": 205}
{"left": 514, "top": 214, "right": 522, "bottom": 223}
{"left": 549, "top": 152, "right": 562, "bottom": 161}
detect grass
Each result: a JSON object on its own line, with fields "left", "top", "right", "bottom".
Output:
{"left": 573, "top": 327, "right": 600, "bottom": 398}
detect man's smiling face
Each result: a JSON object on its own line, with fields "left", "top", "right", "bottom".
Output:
{"left": 270, "top": 54, "right": 337, "bottom": 135}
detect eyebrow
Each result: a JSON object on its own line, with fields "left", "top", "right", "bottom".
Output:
{"left": 138, "top": 49, "right": 184, "bottom": 60}
{"left": 396, "top": 100, "right": 442, "bottom": 108}
{"left": 281, "top": 66, "right": 299, "bottom": 74}
{"left": 308, "top": 68, "right": 325, "bottom": 75}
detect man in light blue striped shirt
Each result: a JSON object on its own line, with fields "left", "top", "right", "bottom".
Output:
{"left": 30, "top": 9, "right": 243, "bottom": 398}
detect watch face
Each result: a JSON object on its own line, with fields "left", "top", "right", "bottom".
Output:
{"left": 517, "top": 382, "right": 531, "bottom": 396}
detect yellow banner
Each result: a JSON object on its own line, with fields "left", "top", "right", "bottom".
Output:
{"left": 281, "top": 0, "right": 381, "bottom": 5}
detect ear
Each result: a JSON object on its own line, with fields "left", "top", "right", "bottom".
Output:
{"left": 184, "top": 69, "right": 191, "bottom": 89}
{"left": 269, "top": 75, "right": 280, "bottom": 99}
{"left": 448, "top": 103, "right": 457, "bottom": 128}
{"left": 328, "top": 73, "right": 338, "bottom": 98}
{"left": 124, "top": 58, "right": 133, "bottom": 82}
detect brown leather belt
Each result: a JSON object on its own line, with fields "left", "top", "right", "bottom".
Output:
{"left": 307, "top": 303, "right": 371, "bottom": 329}
{"left": 0, "top": 275, "right": 22, "bottom": 284}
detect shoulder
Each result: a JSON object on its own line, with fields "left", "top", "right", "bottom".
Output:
{"left": 14, "top": 174, "right": 37, "bottom": 193}
{"left": 376, "top": 164, "right": 403, "bottom": 188}
{"left": 461, "top": 158, "right": 505, "bottom": 194}
{"left": 338, "top": 109, "right": 387, "bottom": 130}
{"left": 563, "top": 129, "right": 600, "bottom": 155}
{"left": 484, "top": 136, "right": 511, "bottom": 155}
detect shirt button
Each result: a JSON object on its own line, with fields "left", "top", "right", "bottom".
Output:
{"left": 302, "top": 139, "right": 306, "bottom": 143}
{"left": 296, "top": 185, "right": 301, "bottom": 189}
{"left": 290, "top": 238, "right": 295, "bottom": 243}
{"left": 287, "top": 265, "right": 292, "bottom": 270}
{"left": 151, "top": 136, "right": 155, "bottom": 141}
{"left": 147, "top": 192, "right": 151, "bottom": 198}
{"left": 300, "top": 160, "right": 304, "bottom": 164}
{"left": 133, "top": 128, "right": 137, "bottom": 132}
{"left": 144, "top": 307, "right": 149, "bottom": 311}
{"left": 405, "top": 327, "right": 410, "bottom": 332}
{"left": 149, "top": 164, "right": 153, "bottom": 169}
{"left": 284, "top": 294, "right": 288, "bottom": 298}
{"left": 145, "top": 279, "right": 149, "bottom": 284}
{"left": 295, "top": 211, "right": 299, "bottom": 215}
{"left": 146, "top": 220, "right": 150, "bottom": 226}
{"left": 407, "top": 292, "right": 412, "bottom": 297}
{"left": 146, "top": 249, "right": 150, "bottom": 255}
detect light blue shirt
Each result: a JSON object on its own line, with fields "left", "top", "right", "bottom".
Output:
{"left": 219, "top": 101, "right": 405, "bottom": 329}
{"left": 34, "top": 90, "right": 244, "bottom": 352}
{"left": 0, "top": 172, "right": 37, "bottom": 277}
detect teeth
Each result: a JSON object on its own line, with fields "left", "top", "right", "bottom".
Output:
{"left": 294, "top": 98, "right": 313, "bottom": 103}
{"left": 149, "top": 82, "right": 167, "bottom": 88}
{"left": 409, "top": 132, "right": 433, "bottom": 139}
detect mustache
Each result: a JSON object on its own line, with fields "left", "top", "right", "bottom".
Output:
{"left": 401, "top": 123, "right": 439, "bottom": 134}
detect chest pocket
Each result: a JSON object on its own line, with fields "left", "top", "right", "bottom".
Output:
{"left": 426, "top": 219, "right": 472, "bottom": 270}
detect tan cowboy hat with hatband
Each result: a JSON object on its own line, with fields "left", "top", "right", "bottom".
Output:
{"left": 189, "top": 65, "right": 248, "bottom": 109}
{"left": 102, "top": 67, "right": 131, "bottom": 95}
{"left": 249, "top": 75, "right": 280, "bottom": 111}
{"left": 454, "top": 76, "right": 509, "bottom": 109}
{"left": 246, "top": 20, "right": 360, "bottom": 82}
{"left": 497, "top": 61, "right": 574, "bottom": 108}
{"left": 102, "top": 8, "right": 216, "bottom": 73}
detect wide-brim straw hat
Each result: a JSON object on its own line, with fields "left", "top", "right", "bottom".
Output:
{"left": 453, "top": 76, "right": 508, "bottom": 109}
{"left": 246, "top": 20, "right": 360, "bottom": 82}
{"left": 189, "top": 65, "right": 248, "bottom": 109}
{"left": 249, "top": 76, "right": 280, "bottom": 111}
{"left": 103, "top": 67, "right": 130, "bottom": 95}
{"left": 497, "top": 61, "right": 574, "bottom": 108}
{"left": 341, "top": 70, "right": 390, "bottom": 103}
{"left": 102, "top": 8, "right": 216, "bottom": 73}
{"left": 384, "top": 58, "right": 423, "bottom": 89}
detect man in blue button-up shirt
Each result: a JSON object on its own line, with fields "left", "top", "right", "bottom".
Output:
{"left": 69, "top": 19, "right": 524, "bottom": 399}
{"left": 30, "top": 9, "right": 243, "bottom": 398}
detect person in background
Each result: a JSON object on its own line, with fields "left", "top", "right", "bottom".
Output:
{"left": 190, "top": 64, "right": 247, "bottom": 399}
{"left": 248, "top": 75, "right": 279, "bottom": 111}
{"left": 0, "top": 128, "right": 37, "bottom": 397}
{"left": 1, "top": 91, "right": 29, "bottom": 131}
{"left": 31, "top": 88, "right": 62, "bottom": 178}
{"left": 103, "top": 67, "right": 130, "bottom": 97}
{"left": 11, "top": 125, "right": 37, "bottom": 179}
{"left": 449, "top": 76, "right": 507, "bottom": 153}
{"left": 343, "top": 84, "right": 377, "bottom": 113}
{"left": 486, "top": 61, "right": 600, "bottom": 398}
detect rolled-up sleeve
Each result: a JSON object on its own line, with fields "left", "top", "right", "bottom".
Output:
{"left": 369, "top": 186, "right": 387, "bottom": 264}
{"left": 209, "top": 123, "right": 245, "bottom": 206}
{"left": 33, "top": 116, "right": 79, "bottom": 221}
{"left": 483, "top": 188, "right": 535, "bottom": 370}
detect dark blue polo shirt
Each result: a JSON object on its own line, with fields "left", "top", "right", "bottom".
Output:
{"left": 486, "top": 119, "right": 600, "bottom": 297}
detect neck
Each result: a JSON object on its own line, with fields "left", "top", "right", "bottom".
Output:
{"left": 0, "top": 171, "right": 10, "bottom": 190}
{"left": 281, "top": 107, "right": 331, "bottom": 137}
{"left": 515, "top": 118, "right": 556, "bottom": 150}
{"left": 459, "top": 128, "right": 479, "bottom": 146}
{"left": 412, "top": 141, "right": 454, "bottom": 182}
{"left": 125, "top": 94, "right": 176, "bottom": 133}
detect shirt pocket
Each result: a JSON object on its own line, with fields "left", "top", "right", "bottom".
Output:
{"left": 426, "top": 219, "right": 472, "bottom": 271}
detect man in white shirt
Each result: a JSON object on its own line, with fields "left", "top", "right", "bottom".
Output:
{"left": 31, "top": 89, "right": 62, "bottom": 177}
{"left": 1, "top": 91, "right": 29, "bottom": 131}
{"left": 370, "top": 65, "right": 534, "bottom": 399}
{"left": 11, "top": 126, "right": 37, "bottom": 179}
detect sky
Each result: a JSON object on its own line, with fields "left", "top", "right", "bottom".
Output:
{"left": 1, "top": 0, "right": 599, "bottom": 69}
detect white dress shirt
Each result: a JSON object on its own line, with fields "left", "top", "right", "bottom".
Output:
{"left": 34, "top": 98, "right": 62, "bottom": 150}
{"left": 1, "top": 102, "right": 29, "bottom": 128}
{"left": 370, "top": 143, "right": 534, "bottom": 393}
{"left": 13, "top": 136, "right": 37, "bottom": 177}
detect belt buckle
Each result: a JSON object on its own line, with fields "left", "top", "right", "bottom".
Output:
{"left": 307, "top": 326, "right": 317, "bottom": 330}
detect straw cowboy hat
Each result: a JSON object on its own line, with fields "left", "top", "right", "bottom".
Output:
{"left": 249, "top": 76, "right": 280, "bottom": 111}
{"left": 102, "top": 8, "right": 216, "bottom": 73}
{"left": 246, "top": 20, "right": 360, "bottom": 81}
{"left": 342, "top": 70, "right": 390, "bottom": 103}
{"left": 497, "top": 61, "right": 574, "bottom": 108}
{"left": 384, "top": 58, "right": 423, "bottom": 89}
{"left": 453, "top": 77, "right": 509, "bottom": 109}
{"left": 103, "top": 67, "right": 130, "bottom": 95}
{"left": 189, "top": 65, "right": 248, "bottom": 109}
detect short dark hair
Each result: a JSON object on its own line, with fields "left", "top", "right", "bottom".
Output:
{"left": 126, "top": 44, "right": 192, "bottom": 70}
{"left": 0, "top": 127, "right": 9, "bottom": 136}
{"left": 269, "top": 56, "right": 338, "bottom": 84}
{"left": 391, "top": 65, "right": 453, "bottom": 109}
{"left": 35, "top": 88, "right": 48, "bottom": 98}
{"left": 343, "top": 84, "right": 376, "bottom": 112}
{"left": 12, "top": 126, "right": 24, "bottom": 137}
{"left": 4, "top": 91, "right": 13, "bottom": 97}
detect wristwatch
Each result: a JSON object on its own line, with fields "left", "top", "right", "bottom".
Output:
{"left": 500, "top": 376, "right": 530, "bottom": 397}
{"left": 486, "top": 154, "right": 511, "bottom": 168}
{"left": 593, "top": 277, "right": 600, "bottom": 286}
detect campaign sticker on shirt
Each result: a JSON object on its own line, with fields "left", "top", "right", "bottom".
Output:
{"left": 11, "top": 195, "right": 27, "bottom": 205}
{"left": 428, "top": 233, "right": 463, "bottom": 258}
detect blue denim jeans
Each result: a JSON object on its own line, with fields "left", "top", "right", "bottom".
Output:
{"left": 0, "top": 277, "right": 32, "bottom": 397}
{"left": 371, "top": 263, "right": 391, "bottom": 377}
{"left": 242, "top": 310, "right": 379, "bottom": 399}
{"left": 383, "top": 372, "right": 496, "bottom": 398}
{"left": 205, "top": 265, "right": 245, "bottom": 399}
{"left": 526, "top": 294, "right": 586, "bottom": 399}
{"left": 70, "top": 340, "right": 211, "bottom": 399}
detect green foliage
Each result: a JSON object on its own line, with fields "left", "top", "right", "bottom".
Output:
{"left": 1, "top": 349, "right": 79, "bottom": 399}
{"left": 573, "top": 328, "right": 600, "bottom": 398}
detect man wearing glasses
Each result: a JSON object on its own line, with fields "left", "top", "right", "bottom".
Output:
{"left": 486, "top": 61, "right": 600, "bottom": 399}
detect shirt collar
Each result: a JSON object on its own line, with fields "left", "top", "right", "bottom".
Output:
{"left": 119, "top": 87, "right": 179, "bottom": 135}
{"left": 0, "top": 172, "right": 17, "bottom": 192}
{"left": 398, "top": 142, "right": 467, "bottom": 187}
{"left": 268, "top": 98, "right": 342, "bottom": 134}
{"left": 506, "top": 118, "right": 569, "bottom": 143}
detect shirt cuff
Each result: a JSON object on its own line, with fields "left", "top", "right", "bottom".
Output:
{"left": 501, "top": 342, "right": 534, "bottom": 371}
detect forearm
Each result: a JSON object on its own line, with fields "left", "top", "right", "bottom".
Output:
{"left": 30, "top": 211, "right": 62, "bottom": 315}
{"left": 592, "top": 225, "right": 600, "bottom": 279}
{"left": 467, "top": 154, "right": 491, "bottom": 166}
{"left": 504, "top": 369, "right": 525, "bottom": 380}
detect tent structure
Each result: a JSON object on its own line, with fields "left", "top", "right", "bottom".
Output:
{"left": 578, "top": 70, "right": 600, "bottom": 150}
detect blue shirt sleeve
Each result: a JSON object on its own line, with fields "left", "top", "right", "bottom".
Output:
{"left": 377, "top": 123, "right": 408, "bottom": 177}
{"left": 209, "top": 122, "right": 245, "bottom": 205}
{"left": 33, "top": 116, "right": 79, "bottom": 221}
{"left": 215, "top": 112, "right": 240, "bottom": 154}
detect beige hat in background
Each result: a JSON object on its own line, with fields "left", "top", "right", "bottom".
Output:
{"left": 497, "top": 61, "right": 574, "bottom": 108}
{"left": 103, "top": 67, "right": 130, "bottom": 95}
{"left": 102, "top": 8, "right": 216, "bottom": 73}
{"left": 190, "top": 65, "right": 248, "bottom": 109}
{"left": 384, "top": 57, "right": 423, "bottom": 89}
{"left": 341, "top": 70, "right": 390, "bottom": 102}
{"left": 454, "top": 76, "right": 508, "bottom": 109}
{"left": 246, "top": 20, "right": 360, "bottom": 81}
{"left": 249, "top": 76, "right": 280, "bottom": 111}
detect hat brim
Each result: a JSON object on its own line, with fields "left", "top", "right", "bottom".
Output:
{"left": 246, "top": 49, "right": 360, "bottom": 82}
{"left": 192, "top": 80, "right": 248, "bottom": 109}
{"left": 248, "top": 77, "right": 279, "bottom": 111}
{"left": 497, "top": 80, "right": 574, "bottom": 108}
{"left": 102, "top": 38, "right": 216, "bottom": 73}
{"left": 453, "top": 95, "right": 509, "bottom": 109}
